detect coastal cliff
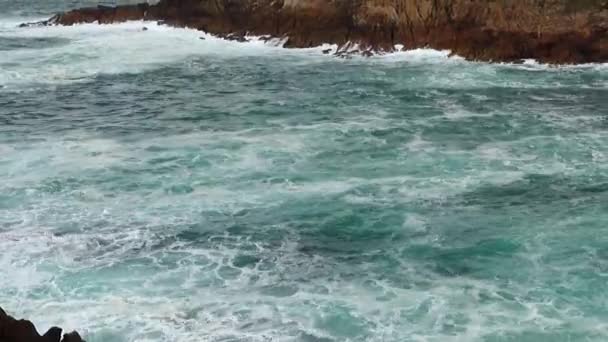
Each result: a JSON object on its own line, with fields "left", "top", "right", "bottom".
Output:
{"left": 27, "top": 0, "right": 608, "bottom": 63}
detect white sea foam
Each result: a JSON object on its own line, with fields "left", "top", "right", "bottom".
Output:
{"left": 1, "top": 167, "right": 605, "bottom": 341}
{"left": 0, "top": 20, "right": 330, "bottom": 89}
{"left": 1, "top": 13, "right": 607, "bottom": 342}
{"left": 1, "top": 17, "right": 606, "bottom": 91}
{"left": 376, "top": 48, "right": 460, "bottom": 63}
{"left": 405, "top": 133, "right": 435, "bottom": 152}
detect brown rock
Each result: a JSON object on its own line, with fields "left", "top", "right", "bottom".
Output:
{"left": 25, "top": 0, "right": 608, "bottom": 64}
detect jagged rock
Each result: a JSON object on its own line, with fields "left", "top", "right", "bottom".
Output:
{"left": 361, "top": 50, "right": 374, "bottom": 57}
{"left": 23, "top": 0, "right": 608, "bottom": 64}
{"left": 0, "top": 307, "right": 85, "bottom": 342}
{"left": 216, "top": 33, "right": 249, "bottom": 42}
{"left": 18, "top": 14, "right": 60, "bottom": 28}
{"left": 43, "top": 327, "right": 63, "bottom": 341}
{"left": 61, "top": 331, "right": 84, "bottom": 342}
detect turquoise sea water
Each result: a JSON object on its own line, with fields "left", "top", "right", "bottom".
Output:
{"left": 1, "top": 2, "right": 608, "bottom": 341}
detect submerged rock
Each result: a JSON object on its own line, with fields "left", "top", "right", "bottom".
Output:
{"left": 23, "top": 0, "right": 608, "bottom": 64}
{"left": 18, "top": 14, "right": 61, "bottom": 28}
{"left": 216, "top": 33, "right": 249, "bottom": 43}
{"left": 0, "top": 307, "right": 85, "bottom": 342}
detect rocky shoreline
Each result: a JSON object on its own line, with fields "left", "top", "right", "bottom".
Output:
{"left": 0, "top": 307, "right": 84, "bottom": 342}
{"left": 23, "top": 0, "right": 608, "bottom": 64}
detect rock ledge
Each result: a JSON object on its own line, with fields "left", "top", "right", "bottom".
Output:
{"left": 22, "top": 0, "right": 608, "bottom": 64}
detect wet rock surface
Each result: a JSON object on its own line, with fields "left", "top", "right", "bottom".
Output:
{"left": 22, "top": 1, "right": 608, "bottom": 63}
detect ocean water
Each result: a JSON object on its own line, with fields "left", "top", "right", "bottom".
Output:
{"left": 1, "top": 2, "right": 608, "bottom": 342}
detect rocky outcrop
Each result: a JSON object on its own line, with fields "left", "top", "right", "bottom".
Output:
{"left": 0, "top": 307, "right": 85, "bottom": 342}
{"left": 30, "top": 0, "right": 608, "bottom": 63}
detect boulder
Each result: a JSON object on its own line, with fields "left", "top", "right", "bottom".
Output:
{"left": 0, "top": 307, "right": 85, "bottom": 342}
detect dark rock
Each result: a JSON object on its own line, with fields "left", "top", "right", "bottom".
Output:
{"left": 142, "top": 26, "right": 148, "bottom": 31}
{"left": 322, "top": 48, "right": 332, "bottom": 54}
{"left": 0, "top": 307, "right": 85, "bottom": 342}
{"left": 18, "top": 14, "right": 60, "bottom": 28}
{"left": 61, "top": 331, "right": 84, "bottom": 342}
{"left": 361, "top": 50, "right": 374, "bottom": 57}
{"left": 219, "top": 33, "right": 249, "bottom": 43}
{"left": 2, "top": 319, "right": 42, "bottom": 341}
{"left": 43, "top": 327, "right": 63, "bottom": 341}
